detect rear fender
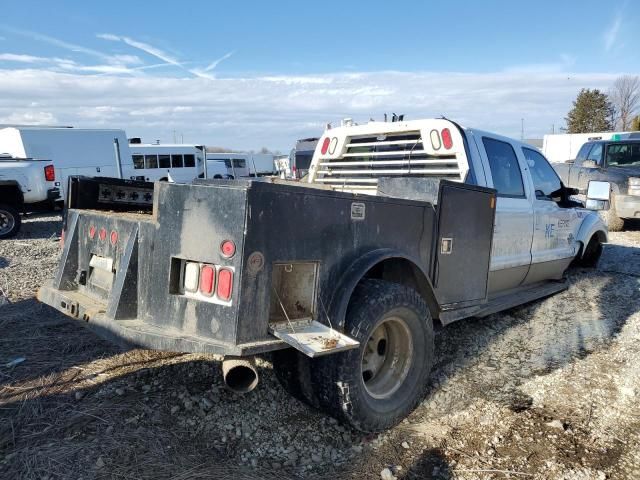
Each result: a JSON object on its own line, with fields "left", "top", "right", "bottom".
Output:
{"left": 327, "top": 248, "right": 438, "bottom": 330}
{"left": 576, "top": 211, "right": 608, "bottom": 257}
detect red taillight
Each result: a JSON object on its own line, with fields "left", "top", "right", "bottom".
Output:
{"left": 44, "top": 165, "right": 55, "bottom": 182}
{"left": 441, "top": 128, "right": 453, "bottom": 150}
{"left": 89, "top": 225, "right": 96, "bottom": 239}
{"left": 217, "top": 268, "right": 233, "bottom": 301}
{"left": 199, "top": 265, "right": 215, "bottom": 296}
{"left": 110, "top": 230, "right": 118, "bottom": 245}
{"left": 99, "top": 227, "right": 107, "bottom": 241}
{"left": 221, "top": 240, "right": 236, "bottom": 258}
{"left": 320, "top": 137, "right": 330, "bottom": 155}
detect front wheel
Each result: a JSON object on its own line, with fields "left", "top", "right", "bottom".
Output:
{"left": 605, "top": 194, "right": 625, "bottom": 232}
{"left": 312, "top": 279, "right": 434, "bottom": 432}
{"left": 575, "top": 235, "right": 603, "bottom": 268}
{"left": 0, "top": 204, "right": 21, "bottom": 239}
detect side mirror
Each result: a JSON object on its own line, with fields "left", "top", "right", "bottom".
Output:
{"left": 585, "top": 180, "right": 611, "bottom": 211}
{"left": 582, "top": 160, "right": 598, "bottom": 168}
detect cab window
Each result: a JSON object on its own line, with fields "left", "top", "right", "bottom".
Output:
{"left": 522, "top": 148, "right": 562, "bottom": 200}
{"left": 606, "top": 143, "right": 640, "bottom": 167}
{"left": 482, "top": 137, "right": 525, "bottom": 198}
{"left": 586, "top": 143, "right": 603, "bottom": 165}
{"left": 575, "top": 143, "right": 592, "bottom": 163}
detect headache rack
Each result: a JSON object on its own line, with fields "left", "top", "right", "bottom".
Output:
{"left": 314, "top": 130, "right": 463, "bottom": 194}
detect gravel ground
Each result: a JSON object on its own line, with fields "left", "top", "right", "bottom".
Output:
{"left": 0, "top": 213, "right": 639, "bottom": 479}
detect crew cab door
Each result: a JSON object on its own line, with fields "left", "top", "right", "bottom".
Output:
{"left": 521, "top": 147, "right": 580, "bottom": 283}
{"left": 475, "top": 135, "right": 534, "bottom": 294}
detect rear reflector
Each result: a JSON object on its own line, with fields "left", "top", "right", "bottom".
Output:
{"left": 89, "top": 225, "right": 96, "bottom": 239}
{"left": 221, "top": 240, "right": 236, "bottom": 258}
{"left": 199, "top": 265, "right": 215, "bottom": 296}
{"left": 217, "top": 268, "right": 233, "bottom": 301}
{"left": 110, "top": 231, "right": 118, "bottom": 245}
{"left": 430, "top": 129, "right": 442, "bottom": 150}
{"left": 320, "top": 137, "right": 331, "bottom": 155}
{"left": 184, "top": 262, "right": 200, "bottom": 292}
{"left": 441, "top": 128, "right": 453, "bottom": 150}
{"left": 44, "top": 165, "right": 55, "bottom": 182}
{"left": 99, "top": 227, "right": 107, "bottom": 241}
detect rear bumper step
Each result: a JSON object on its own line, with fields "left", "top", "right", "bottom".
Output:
{"left": 37, "top": 282, "right": 285, "bottom": 356}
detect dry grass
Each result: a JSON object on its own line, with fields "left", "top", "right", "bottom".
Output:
{"left": 0, "top": 300, "right": 293, "bottom": 479}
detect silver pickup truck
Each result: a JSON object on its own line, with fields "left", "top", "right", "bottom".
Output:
{"left": 39, "top": 118, "right": 610, "bottom": 432}
{"left": 554, "top": 139, "right": 640, "bottom": 231}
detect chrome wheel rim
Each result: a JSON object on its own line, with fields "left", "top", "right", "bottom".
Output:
{"left": 0, "top": 210, "right": 15, "bottom": 236}
{"left": 361, "top": 315, "right": 414, "bottom": 399}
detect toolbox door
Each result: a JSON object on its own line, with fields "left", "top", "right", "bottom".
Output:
{"left": 432, "top": 181, "right": 496, "bottom": 308}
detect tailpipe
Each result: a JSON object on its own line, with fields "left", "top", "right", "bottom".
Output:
{"left": 222, "top": 356, "right": 259, "bottom": 393}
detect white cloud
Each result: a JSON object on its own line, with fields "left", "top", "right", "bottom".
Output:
{"left": 0, "top": 68, "right": 624, "bottom": 150}
{"left": 1, "top": 26, "right": 143, "bottom": 67}
{"left": 0, "top": 53, "right": 47, "bottom": 63}
{"left": 98, "top": 33, "right": 235, "bottom": 80}
{"left": 0, "top": 110, "right": 57, "bottom": 125}
{"left": 603, "top": 12, "right": 622, "bottom": 51}
{"left": 204, "top": 51, "right": 235, "bottom": 72}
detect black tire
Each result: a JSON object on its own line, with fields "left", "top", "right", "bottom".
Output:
{"left": 606, "top": 194, "right": 625, "bottom": 232}
{"left": 311, "top": 279, "right": 434, "bottom": 432}
{"left": 272, "top": 348, "right": 319, "bottom": 408}
{"left": 0, "top": 204, "right": 21, "bottom": 239}
{"left": 575, "top": 235, "right": 603, "bottom": 268}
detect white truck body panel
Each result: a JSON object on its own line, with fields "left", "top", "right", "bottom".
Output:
{"left": 308, "top": 119, "right": 606, "bottom": 294}
{"left": 542, "top": 131, "right": 631, "bottom": 163}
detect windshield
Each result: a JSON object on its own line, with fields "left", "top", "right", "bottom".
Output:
{"left": 606, "top": 143, "right": 640, "bottom": 167}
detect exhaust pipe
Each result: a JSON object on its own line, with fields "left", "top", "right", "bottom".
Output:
{"left": 222, "top": 356, "right": 259, "bottom": 393}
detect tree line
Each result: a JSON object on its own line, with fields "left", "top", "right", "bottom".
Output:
{"left": 565, "top": 75, "right": 640, "bottom": 133}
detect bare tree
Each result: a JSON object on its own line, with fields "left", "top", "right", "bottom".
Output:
{"left": 609, "top": 75, "right": 640, "bottom": 130}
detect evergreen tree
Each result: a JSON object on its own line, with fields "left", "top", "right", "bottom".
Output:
{"left": 565, "top": 89, "right": 614, "bottom": 133}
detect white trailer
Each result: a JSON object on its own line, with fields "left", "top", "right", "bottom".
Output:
{"left": 128, "top": 143, "right": 206, "bottom": 183}
{"left": 542, "top": 131, "right": 631, "bottom": 163}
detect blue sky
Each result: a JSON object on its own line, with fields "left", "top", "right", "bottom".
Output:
{"left": 0, "top": 1, "right": 638, "bottom": 150}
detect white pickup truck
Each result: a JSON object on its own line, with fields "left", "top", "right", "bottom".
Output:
{"left": 0, "top": 155, "right": 60, "bottom": 238}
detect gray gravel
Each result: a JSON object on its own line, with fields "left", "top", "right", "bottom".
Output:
{"left": 1, "top": 213, "right": 639, "bottom": 479}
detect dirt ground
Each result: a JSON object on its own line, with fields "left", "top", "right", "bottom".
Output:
{"left": 1, "top": 214, "right": 639, "bottom": 479}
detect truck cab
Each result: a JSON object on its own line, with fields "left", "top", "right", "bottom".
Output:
{"left": 308, "top": 119, "right": 606, "bottom": 296}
